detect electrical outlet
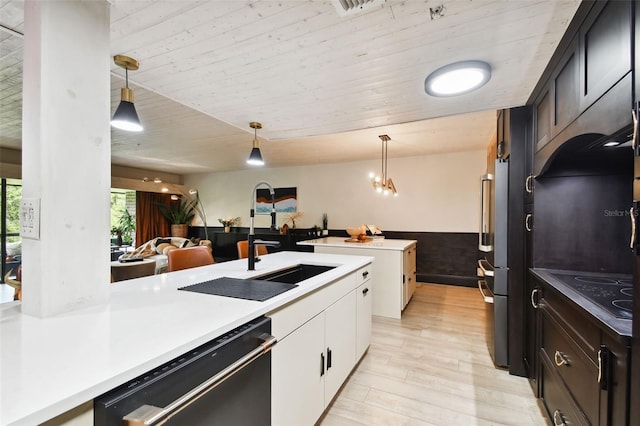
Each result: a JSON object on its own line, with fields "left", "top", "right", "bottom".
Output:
{"left": 20, "top": 198, "right": 40, "bottom": 240}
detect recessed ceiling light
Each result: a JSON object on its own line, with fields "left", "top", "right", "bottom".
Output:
{"left": 425, "top": 60, "right": 491, "bottom": 97}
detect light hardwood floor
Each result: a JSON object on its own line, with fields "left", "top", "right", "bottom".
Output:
{"left": 319, "top": 283, "right": 548, "bottom": 426}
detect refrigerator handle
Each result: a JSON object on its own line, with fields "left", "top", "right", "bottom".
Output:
{"left": 477, "top": 280, "right": 494, "bottom": 304}
{"left": 479, "top": 173, "right": 494, "bottom": 251}
{"left": 477, "top": 259, "right": 494, "bottom": 277}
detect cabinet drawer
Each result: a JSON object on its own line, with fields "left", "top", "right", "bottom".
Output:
{"left": 540, "top": 286, "right": 600, "bottom": 361}
{"left": 540, "top": 351, "right": 590, "bottom": 426}
{"left": 268, "top": 272, "right": 356, "bottom": 340}
{"left": 541, "top": 309, "right": 599, "bottom": 423}
{"left": 355, "top": 264, "right": 372, "bottom": 286}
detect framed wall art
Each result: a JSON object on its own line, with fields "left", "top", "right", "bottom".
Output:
{"left": 256, "top": 187, "right": 297, "bottom": 214}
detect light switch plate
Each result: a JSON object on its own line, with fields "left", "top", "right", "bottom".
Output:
{"left": 20, "top": 198, "right": 40, "bottom": 240}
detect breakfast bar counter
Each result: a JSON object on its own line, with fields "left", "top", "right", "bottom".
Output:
{"left": 0, "top": 251, "right": 372, "bottom": 426}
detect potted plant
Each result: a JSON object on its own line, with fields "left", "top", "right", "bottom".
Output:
{"left": 284, "top": 212, "right": 303, "bottom": 228}
{"left": 218, "top": 217, "right": 240, "bottom": 233}
{"left": 111, "top": 209, "right": 136, "bottom": 246}
{"left": 322, "top": 213, "right": 328, "bottom": 235}
{"left": 159, "top": 197, "right": 197, "bottom": 238}
{"left": 111, "top": 225, "right": 124, "bottom": 247}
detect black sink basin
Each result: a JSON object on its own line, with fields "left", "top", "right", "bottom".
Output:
{"left": 253, "top": 264, "right": 335, "bottom": 284}
{"left": 178, "top": 265, "right": 336, "bottom": 302}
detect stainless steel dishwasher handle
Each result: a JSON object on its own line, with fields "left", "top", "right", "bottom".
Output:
{"left": 477, "top": 280, "right": 494, "bottom": 304}
{"left": 123, "top": 333, "right": 278, "bottom": 425}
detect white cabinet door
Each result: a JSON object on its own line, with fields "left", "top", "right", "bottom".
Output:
{"left": 272, "top": 313, "right": 325, "bottom": 426}
{"left": 324, "top": 291, "right": 356, "bottom": 404}
{"left": 356, "top": 281, "right": 373, "bottom": 359}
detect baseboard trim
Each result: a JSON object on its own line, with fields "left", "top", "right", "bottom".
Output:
{"left": 419, "top": 273, "right": 477, "bottom": 288}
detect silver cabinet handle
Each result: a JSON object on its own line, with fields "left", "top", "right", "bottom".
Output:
{"left": 597, "top": 349, "right": 602, "bottom": 383}
{"left": 597, "top": 346, "right": 609, "bottom": 390}
{"left": 477, "top": 280, "right": 494, "bottom": 304}
{"left": 525, "top": 175, "right": 534, "bottom": 193}
{"left": 123, "top": 333, "right": 277, "bottom": 425}
{"left": 630, "top": 207, "right": 636, "bottom": 249}
{"left": 553, "top": 410, "right": 566, "bottom": 426}
{"left": 530, "top": 288, "right": 539, "bottom": 309}
{"left": 525, "top": 213, "right": 533, "bottom": 232}
{"left": 554, "top": 350, "right": 569, "bottom": 367}
{"left": 632, "top": 108, "right": 638, "bottom": 151}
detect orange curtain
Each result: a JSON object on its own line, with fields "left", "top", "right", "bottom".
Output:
{"left": 136, "top": 192, "right": 172, "bottom": 246}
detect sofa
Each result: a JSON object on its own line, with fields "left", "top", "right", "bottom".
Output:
{"left": 120, "top": 237, "right": 212, "bottom": 274}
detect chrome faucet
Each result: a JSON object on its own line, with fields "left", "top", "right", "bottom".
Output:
{"left": 248, "top": 181, "right": 280, "bottom": 270}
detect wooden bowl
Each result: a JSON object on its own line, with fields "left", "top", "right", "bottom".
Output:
{"left": 346, "top": 226, "right": 366, "bottom": 239}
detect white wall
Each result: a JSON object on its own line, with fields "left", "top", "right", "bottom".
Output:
{"left": 184, "top": 150, "right": 486, "bottom": 234}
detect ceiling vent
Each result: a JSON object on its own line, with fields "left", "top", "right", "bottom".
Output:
{"left": 332, "top": 0, "right": 386, "bottom": 17}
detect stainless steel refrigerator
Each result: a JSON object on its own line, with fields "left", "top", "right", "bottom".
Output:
{"left": 477, "top": 159, "right": 509, "bottom": 368}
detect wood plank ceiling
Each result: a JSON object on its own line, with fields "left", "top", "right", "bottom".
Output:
{"left": 0, "top": 0, "right": 580, "bottom": 175}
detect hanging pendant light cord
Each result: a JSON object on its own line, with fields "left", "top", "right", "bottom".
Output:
{"left": 384, "top": 138, "right": 388, "bottom": 185}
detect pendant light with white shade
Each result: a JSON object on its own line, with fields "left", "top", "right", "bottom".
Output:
{"left": 246, "top": 122, "right": 265, "bottom": 166}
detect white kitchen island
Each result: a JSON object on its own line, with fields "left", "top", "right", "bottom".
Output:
{"left": 299, "top": 237, "right": 417, "bottom": 319}
{"left": 0, "top": 251, "right": 372, "bottom": 426}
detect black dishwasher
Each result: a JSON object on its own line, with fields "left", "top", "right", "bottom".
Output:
{"left": 94, "top": 316, "right": 275, "bottom": 426}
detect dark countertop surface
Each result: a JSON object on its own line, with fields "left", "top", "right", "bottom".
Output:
{"left": 531, "top": 268, "right": 632, "bottom": 340}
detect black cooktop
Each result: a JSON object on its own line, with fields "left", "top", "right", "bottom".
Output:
{"left": 551, "top": 274, "right": 632, "bottom": 319}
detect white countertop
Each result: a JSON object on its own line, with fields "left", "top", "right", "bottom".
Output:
{"left": 0, "top": 251, "right": 372, "bottom": 426}
{"left": 298, "top": 236, "right": 417, "bottom": 251}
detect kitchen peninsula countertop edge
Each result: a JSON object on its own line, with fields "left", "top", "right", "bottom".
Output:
{"left": 0, "top": 251, "right": 373, "bottom": 426}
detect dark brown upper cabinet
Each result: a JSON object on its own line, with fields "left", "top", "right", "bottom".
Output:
{"left": 551, "top": 36, "right": 579, "bottom": 139}
{"left": 534, "top": 89, "right": 551, "bottom": 152}
{"left": 533, "top": 0, "right": 633, "bottom": 175}
{"left": 579, "top": 0, "right": 632, "bottom": 111}
{"left": 534, "top": 35, "right": 579, "bottom": 153}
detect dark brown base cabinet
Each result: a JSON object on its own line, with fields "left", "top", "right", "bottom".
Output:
{"left": 521, "top": 0, "right": 637, "bottom": 424}
{"left": 532, "top": 275, "right": 630, "bottom": 425}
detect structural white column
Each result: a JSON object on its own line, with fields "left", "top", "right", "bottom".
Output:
{"left": 21, "top": 0, "right": 111, "bottom": 317}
